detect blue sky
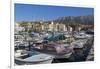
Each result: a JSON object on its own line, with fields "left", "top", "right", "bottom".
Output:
{"left": 15, "top": 4, "right": 94, "bottom": 22}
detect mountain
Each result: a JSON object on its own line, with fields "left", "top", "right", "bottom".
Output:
{"left": 53, "top": 15, "right": 94, "bottom": 25}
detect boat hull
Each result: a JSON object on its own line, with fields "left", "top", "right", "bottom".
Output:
{"left": 15, "top": 58, "right": 53, "bottom": 65}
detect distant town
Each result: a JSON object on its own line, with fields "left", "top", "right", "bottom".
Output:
{"left": 15, "top": 15, "right": 94, "bottom": 33}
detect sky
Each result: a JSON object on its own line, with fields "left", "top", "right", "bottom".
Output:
{"left": 15, "top": 3, "right": 94, "bottom": 22}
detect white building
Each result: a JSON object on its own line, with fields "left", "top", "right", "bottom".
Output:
{"left": 15, "top": 23, "right": 25, "bottom": 33}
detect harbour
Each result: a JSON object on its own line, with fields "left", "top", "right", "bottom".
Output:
{"left": 14, "top": 4, "right": 94, "bottom": 65}
{"left": 14, "top": 28, "right": 94, "bottom": 65}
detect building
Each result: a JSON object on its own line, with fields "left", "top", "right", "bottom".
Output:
{"left": 57, "top": 23, "right": 67, "bottom": 32}
{"left": 15, "top": 21, "right": 85, "bottom": 32}
{"left": 15, "top": 23, "right": 25, "bottom": 33}
{"left": 67, "top": 26, "right": 73, "bottom": 32}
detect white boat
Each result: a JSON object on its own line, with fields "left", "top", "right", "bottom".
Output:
{"left": 64, "top": 34, "right": 71, "bottom": 38}
{"left": 15, "top": 50, "right": 54, "bottom": 65}
{"left": 74, "top": 32, "right": 92, "bottom": 39}
{"left": 71, "top": 39, "right": 87, "bottom": 48}
{"left": 64, "top": 32, "right": 72, "bottom": 38}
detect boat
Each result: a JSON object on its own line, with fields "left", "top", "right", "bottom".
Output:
{"left": 32, "top": 43, "right": 73, "bottom": 58}
{"left": 64, "top": 32, "right": 72, "bottom": 38}
{"left": 15, "top": 50, "right": 54, "bottom": 65}
{"left": 74, "top": 32, "right": 92, "bottom": 39}
{"left": 86, "top": 45, "right": 94, "bottom": 61}
{"left": 71, "top": 39, "right": 87, "bottom": 49}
